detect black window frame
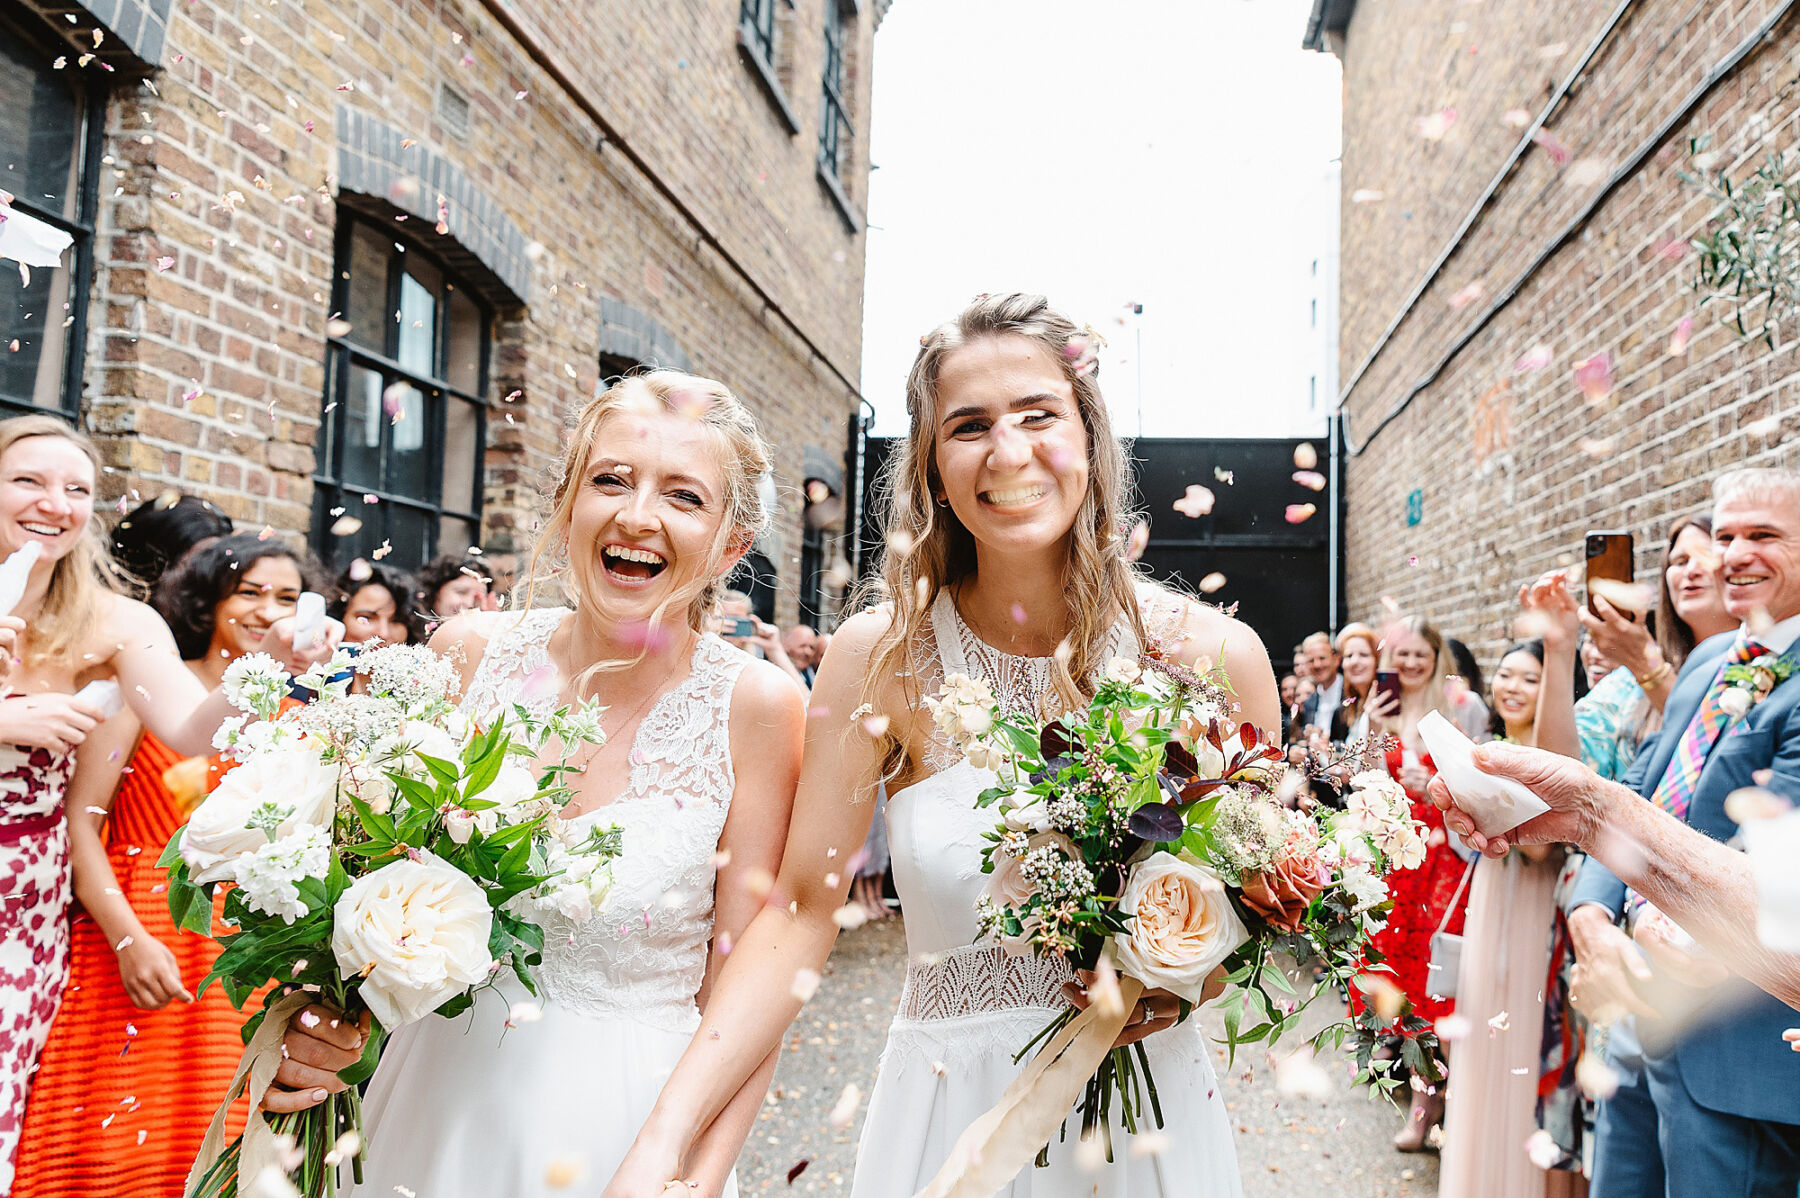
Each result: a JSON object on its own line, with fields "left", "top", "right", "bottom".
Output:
{"left": 313, "top": 212, "right": 490, "bottom": 570}
{"left": 738, "top": 0, "right": 800, "bottom": 134}
{"left": 815, "top": 0, "right": 859, "bottom": 232}
{"left": 0, "top": 12, "right": 104, "bottom": 422}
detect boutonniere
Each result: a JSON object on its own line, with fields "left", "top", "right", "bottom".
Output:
{"left": 1719, "top": 653, "right": 1796, "bottom": 719}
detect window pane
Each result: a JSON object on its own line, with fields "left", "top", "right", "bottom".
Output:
{"left": 0, "top": 35, "right": 86, "bottom": 222}
{"left": 446, "top": 289, "right": 483, "bottom": 395}
{"left": 384, "top": 380, "right": 429, "bottom": 496}
{"left": 343, "top": 224, "right": 392, "bottom": 353}
{"left": 385, "top": 504, "right": 431, "bottom": 569}
{"left": 397, "top": 261, "right": 440, "bottom": 378}
{"left": 0, "top": 253, "right": 72, "bottom": 410}
{"left": 324, "top": 492, "right": 381, "bottom": 563}
{"left": 342, "top": 364, "right": 384, "bottom": 490}
{"left": 437, "top": 516, "right": 476, "bottom": 558}
{"left": 442, "top": 395, "right": 481, "bottom": 514}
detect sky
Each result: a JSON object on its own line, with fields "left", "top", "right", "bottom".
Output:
{"left": 858, "top": 0, "right": 1344, "bottom": 438}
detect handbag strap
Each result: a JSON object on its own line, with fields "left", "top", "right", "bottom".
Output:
{"left": 1433, "top": 858, "right": 1478, "bottom": 938}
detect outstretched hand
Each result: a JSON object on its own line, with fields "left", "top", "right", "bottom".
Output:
{"left": 1518, "top": 571, "right": 1580, "bottom": 655}
{"left": 1426, "top": 740, "right": 1614, "bottom": 857}
{"left": 255, "top": 614, "right": 345, "bottom": 678}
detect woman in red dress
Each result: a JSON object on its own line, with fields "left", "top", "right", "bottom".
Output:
{"left": 14, "top": 533, "right": 306, "bottom": 1197}
{"left": 1353, "top": 615, "right": 1488, "bottom": 1151}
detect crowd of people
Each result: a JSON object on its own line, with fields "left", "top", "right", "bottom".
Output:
{"left": 1278, "top": 470, "right": 1800, "bottom": 1196}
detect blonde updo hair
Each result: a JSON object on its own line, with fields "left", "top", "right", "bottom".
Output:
{"left": 859, "top": 292, "right": 1146, "bottom": 731}
{"left": 0, "top": 415, "right": 129, "bottom": 669}
{"left": 521, "top": 371, "right": 772, "bottom": 658}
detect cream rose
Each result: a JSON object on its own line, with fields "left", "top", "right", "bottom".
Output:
{"left": 181, "top": 746, "right": 337, "bottom": 884}
{"left": 1112, "top": 851, "right": 1249, "bottom": 1002}
{"left": 1719, "top": 686, "right": 1754, "bottom": 719}
{"left": 331, "top": 853, "right": 495, "bottom": 1029}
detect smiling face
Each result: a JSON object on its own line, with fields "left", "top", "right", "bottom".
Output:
{"left": 0, "top": 435, "right": 96, "bottom": 565}
{"left": 432, "top": 573, "right": 488, "bottom": 619}
{"left": 1579, "top": 636, "right": 1616, "bottom": 688}
{"left": 1714, "top": 490, "right": 1800, "bottom": 624}
{"left": 1301, "top": 639, "right": 1339, "bottom": 686}
{"left": 568, "top": 402, "right": 738, "bottom": 625}
{"left": 931, "top": 335, "right": 1090, "bottom": 567}
{"left": 1389, "top": 631, "right": 1438, "bottom": 693}
{"left": 342, "top": 583, "right": 408, "bottom": 646}
{"left": 211, "top": 554, "right": 303, "bottom": 658}
{"left": 1490, "top": 648, "right": 1543, "bottom": 736}
{"left": 1340, "top": 636, "right": 1377, "bottom": 690}
{"left": 1664, "top": 523, "right": 1727, "bottom": 633}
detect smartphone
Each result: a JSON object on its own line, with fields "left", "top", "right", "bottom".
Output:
{"left": 727, "top": 617, "right": 758, "bottom": 638}
{"left": 1374, "top": 670, "right": 1402, "bottom": 708}
{"left": 1585, "top": 530, "right": 1636, "bottom": 621}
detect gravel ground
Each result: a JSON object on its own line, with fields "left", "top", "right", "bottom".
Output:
{"left": 737, "top": 916, "right": 1437, "bottom": 1197}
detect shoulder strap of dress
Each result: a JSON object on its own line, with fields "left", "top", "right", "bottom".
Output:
{"left": 930, "top": 590, "right": 970, "bottom": 679}
{"left": 461, "top": 607, "right": 564, "bottom": 715}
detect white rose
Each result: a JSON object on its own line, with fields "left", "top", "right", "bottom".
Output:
{"left": 331, "top": 853, "right": 495, "bottom": 1029}
{"left": 1112, "top": 851, "right": 1249, "bottom": 1002}
{"left": 181, "top": 747, "right": 337, "bottom": 884}
{"left": 1104, "top": 656, "right": 1142, "bottom": 685}
{"left": 1340, "top": 864, "right": 1389, "bottom": 913}
{"left": 550, "top": 884, "right": 594, "bottom": 923}
{"left": 443, "top": 808, "right": 477, "bottom": 844}
{"left": 1000, "top": 790, "right": 1052, "bottom": 833}
{"left": 1719, "top": 686, "right": 1753, "bottom": 719}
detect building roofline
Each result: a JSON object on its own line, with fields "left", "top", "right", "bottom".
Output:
{"left": 1302, "top": 0, "right": 1357, "bottom": 54}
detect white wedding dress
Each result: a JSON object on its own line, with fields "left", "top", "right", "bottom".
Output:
{"left": 849, "top": 591, "right": 1242, "bottom": 1197}
{"left": 346, "top": 607, "right": 750, "bottom": 1198}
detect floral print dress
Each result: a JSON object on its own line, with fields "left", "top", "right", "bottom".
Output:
{"left": 0, "top": 742, "right": 75, "bottom": 1191}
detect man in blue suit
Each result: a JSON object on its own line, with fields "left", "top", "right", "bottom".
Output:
{"left": 1567, "top": 466, "right": 1800, "bottom": 1197}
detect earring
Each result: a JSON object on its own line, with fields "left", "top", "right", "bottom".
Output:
{"left": 935, "top": 496, "right": 949, "bottom": 508}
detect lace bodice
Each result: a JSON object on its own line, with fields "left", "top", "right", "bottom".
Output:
{"left": 461, "top": 608, "right": 749, "bottom": 1032}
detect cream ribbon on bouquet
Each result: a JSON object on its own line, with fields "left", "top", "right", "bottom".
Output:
{"left": 912, "top": 975, "right": 1144, "bottom": 1198}
{"left": 185, "top": 990, "right": 315, "bottom": 1194}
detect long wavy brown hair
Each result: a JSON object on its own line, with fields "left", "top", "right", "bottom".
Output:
{"left": 858, "top": 293, "right": 1146, "bottom": 760}
{"left": 0, "top": 415, "right": 128, "bottom": 670}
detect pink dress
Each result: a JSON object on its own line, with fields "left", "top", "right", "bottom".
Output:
{"left": 0, "top": 742, "right": 74, "bottom": 1192}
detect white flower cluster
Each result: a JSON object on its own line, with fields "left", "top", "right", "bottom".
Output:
{"left": 231, "top": 825, "right": 332, "bottom": 923}
{"left": 924, "top": 673, "right": 1006, "bottom": 771}
{"left": 516, "top": 836, "right": 616, "bottom": 924}
{"left": 1018, "top": 842, "right": 1095, "bottom": 901}
{"left": 1341, "top": 770, "right": 1428, "bottom": 870}
{"left": 357, "top": 642, "right": 462, "bottom": 717}
{"left": 1209, "top": 787, "right": 1290, "bottom": 881}
{"left": 220, "top": 653, "right": 292, "bottom": 718}
{"left": 293, "top": 693, "right": 407, "bottom": 757}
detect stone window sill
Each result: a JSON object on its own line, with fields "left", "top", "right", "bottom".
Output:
{"left": 816, "top": 159, "right": 861, "bottom": 234}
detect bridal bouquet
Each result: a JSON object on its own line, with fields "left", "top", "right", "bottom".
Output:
{"left": 920, "top": 650, "right": 1428, "bottom": 1192}
{"left": 159, "top": 642, "right": 622, "bottom": 1198}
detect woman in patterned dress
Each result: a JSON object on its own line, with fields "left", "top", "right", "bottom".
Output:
{"left": 13, "top": 534, "right": 308, "bottom": 1197}
{"left": 0, "top": 416, "right": 327, "bottom": 1190}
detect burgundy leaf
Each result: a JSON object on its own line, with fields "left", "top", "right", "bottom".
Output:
{"left": 787, "top": 1160, "right": 811, "bottom": 1185}
{"left": 1128, "top": 803, "right": 1186, "bottom": 843}
{"left": 1179, "top": 778, "right": 1231, "bottom": 803}
{"left": 1238, "top": 722, "right": 1260, "bottom": 751}
{"left": 1163, "top": 740, "right": 1198, "bottom": 780}
{"left": 1040, "top": 721, "right": 1077, "bottom": 759}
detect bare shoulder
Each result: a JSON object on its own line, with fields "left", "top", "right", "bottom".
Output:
{"left": 729, "top": 655, "right": 808, "bottom": 727}
{"left": 1139, "top": 582, "right": 1279, "bottom": 727}
{"left": 428, "top": 609, "right": 511, "bottom": 694}
{"left": 821, "top": 606, "right": 896, "bottom": 665}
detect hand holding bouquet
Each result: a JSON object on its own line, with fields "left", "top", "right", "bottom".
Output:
{"left": 918, "top": 649, "right": 1433, "bottom": 1195}
{"left": 161, "top": 643, "right": 622, "bottom": 1197}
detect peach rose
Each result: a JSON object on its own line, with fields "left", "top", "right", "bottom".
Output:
{"left": 1240, "top": 853, "right": 1327, "bottom": 932}
{"left": 1112, "top": 851, "right": 1249, "bottom": 1001}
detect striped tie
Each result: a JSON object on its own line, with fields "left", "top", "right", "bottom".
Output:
{"left": 1648, "top": 636, "right": 1763, "bottom": 822}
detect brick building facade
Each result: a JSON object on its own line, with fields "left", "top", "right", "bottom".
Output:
{"left": 1307, "top": 0, "right": 1798, "bottom": 661}
{"left": 2, "top": 0, "right": 889, "bottom": 625}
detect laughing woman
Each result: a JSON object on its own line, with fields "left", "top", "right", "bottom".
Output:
{"left": 271, "top": 373, "right": 805, "bottom": 1198}
{"left": 604, "top": 293, "right": 1277, "bottom": 1197}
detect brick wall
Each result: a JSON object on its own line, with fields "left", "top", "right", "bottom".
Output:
{"left": 34, "top": 0, "right": 884, "bottom": 622}
{"left": 1331, "top": 0, "right": 1798, "bottom": 666}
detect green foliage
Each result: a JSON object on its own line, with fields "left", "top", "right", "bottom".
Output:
{"left": 1684, "top": 135, "right": 1800, "bottom": 348}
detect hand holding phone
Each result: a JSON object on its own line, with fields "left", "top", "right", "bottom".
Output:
{"left": 726, "top": 617, "right": 758, "bottom": 639}
{"left": 1585, "top": 530, "right": 1637, "bottom": 621}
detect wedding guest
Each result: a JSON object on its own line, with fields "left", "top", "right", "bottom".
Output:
{"left": 416, "top": 551, "right": 490, "bottom": 623}
{"left": 1332, "top": 621, "right": 1385, "bottom": 744}
{"left": 716, "top": 591, "right": 809, "bottom": 692}
{"left": 0, "top": 416, "right": 327, "bottom": 1189}
{"left": 782, "top": 623, "right": 820, "bottom": 685}
{"left": 1440, "top": 640, "right": 1565, "bottom": 1198}
{"left": 482, "top": 550, "right": 519, "bottom": 608}
{"left": 1532, "top": 515, "right": 1737, "bottom": 1198}
{"left": 13, "top": 533, "right": 308, "bottom": 1197}
{"left": 1579, "top": 631, "right": 1616, "bottom": 692}
{"left": 330, "top": 560, "right": 422, "bottom": 646}
{"left": 1280, "top": 672, "right": 1300, "bottom": 709}
{"left": 1559, "top": 469, "right": 1800, "bottom": 1196}
{"left": 1298, "top": 630, "right": 1343, "bottom": 732}
{"left": 108, "top": 493, "right": 231, "bottom": 593}
{"left": 1356, "top": 615, "right": 1486, "bottom": 1151}
{"left": 1445, "top": 636, "right": 1492, "bottom": 714}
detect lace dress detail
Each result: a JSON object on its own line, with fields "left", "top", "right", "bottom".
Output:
{"left": 896, "top": 943, "right": 1071, "bottom": 1022}
{"left": 346, "top": 609, "right": 753, "bottom": 1198}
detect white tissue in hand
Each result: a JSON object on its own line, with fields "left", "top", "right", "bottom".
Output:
{"left": 1416, "top": 710, "right": 1549, "bottom": 837}
{"left": 72, "top": 680, "right": 123, "bottom": 720}
{"left": 1742, "top": 809, "right": 1800, "bottom": 952}
{"left": 0, "top": 541, "right": 43, "bottom": 617}
{"left": 292, "top": 591, "right": 326, "bottom": 651}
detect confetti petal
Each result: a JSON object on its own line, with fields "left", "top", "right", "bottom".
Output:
{"left": 1284, "top": 503, "right": 1317, "bottom": 524}
{"left": 1668, "top": 315, "right": 1694, "bottom": 356}
{"left": 790, "top": 968, "right": 821, "bottom": 1003}
{"left": 1198, "top": 572, "right": 1227, "bottom": 594}
{"left": 1514, "top": 343, "right": 1554, "bottom": 372}
{"left": 827, "top": 1083, "right": 862, "bottom": 1129}
{"left": 1574, "top": 352, "right": 1613, "bottom": 406}
{"left": 1292, "top": 442, "right": 1318, "bottom": 470}
{"left": 1292, "top": 470, "right": 1327, "bottom": 491}
{"left": 1172, "top": 485, "right": 1215, "bottom": 518}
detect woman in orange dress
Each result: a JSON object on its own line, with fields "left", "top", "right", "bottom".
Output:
{"left": 14, "top": 533, "right": 306, "bottom": 1197}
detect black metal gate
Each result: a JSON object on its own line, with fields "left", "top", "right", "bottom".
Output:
{"left": 856, "top": 424, "right": 1339, "bottom": 675}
